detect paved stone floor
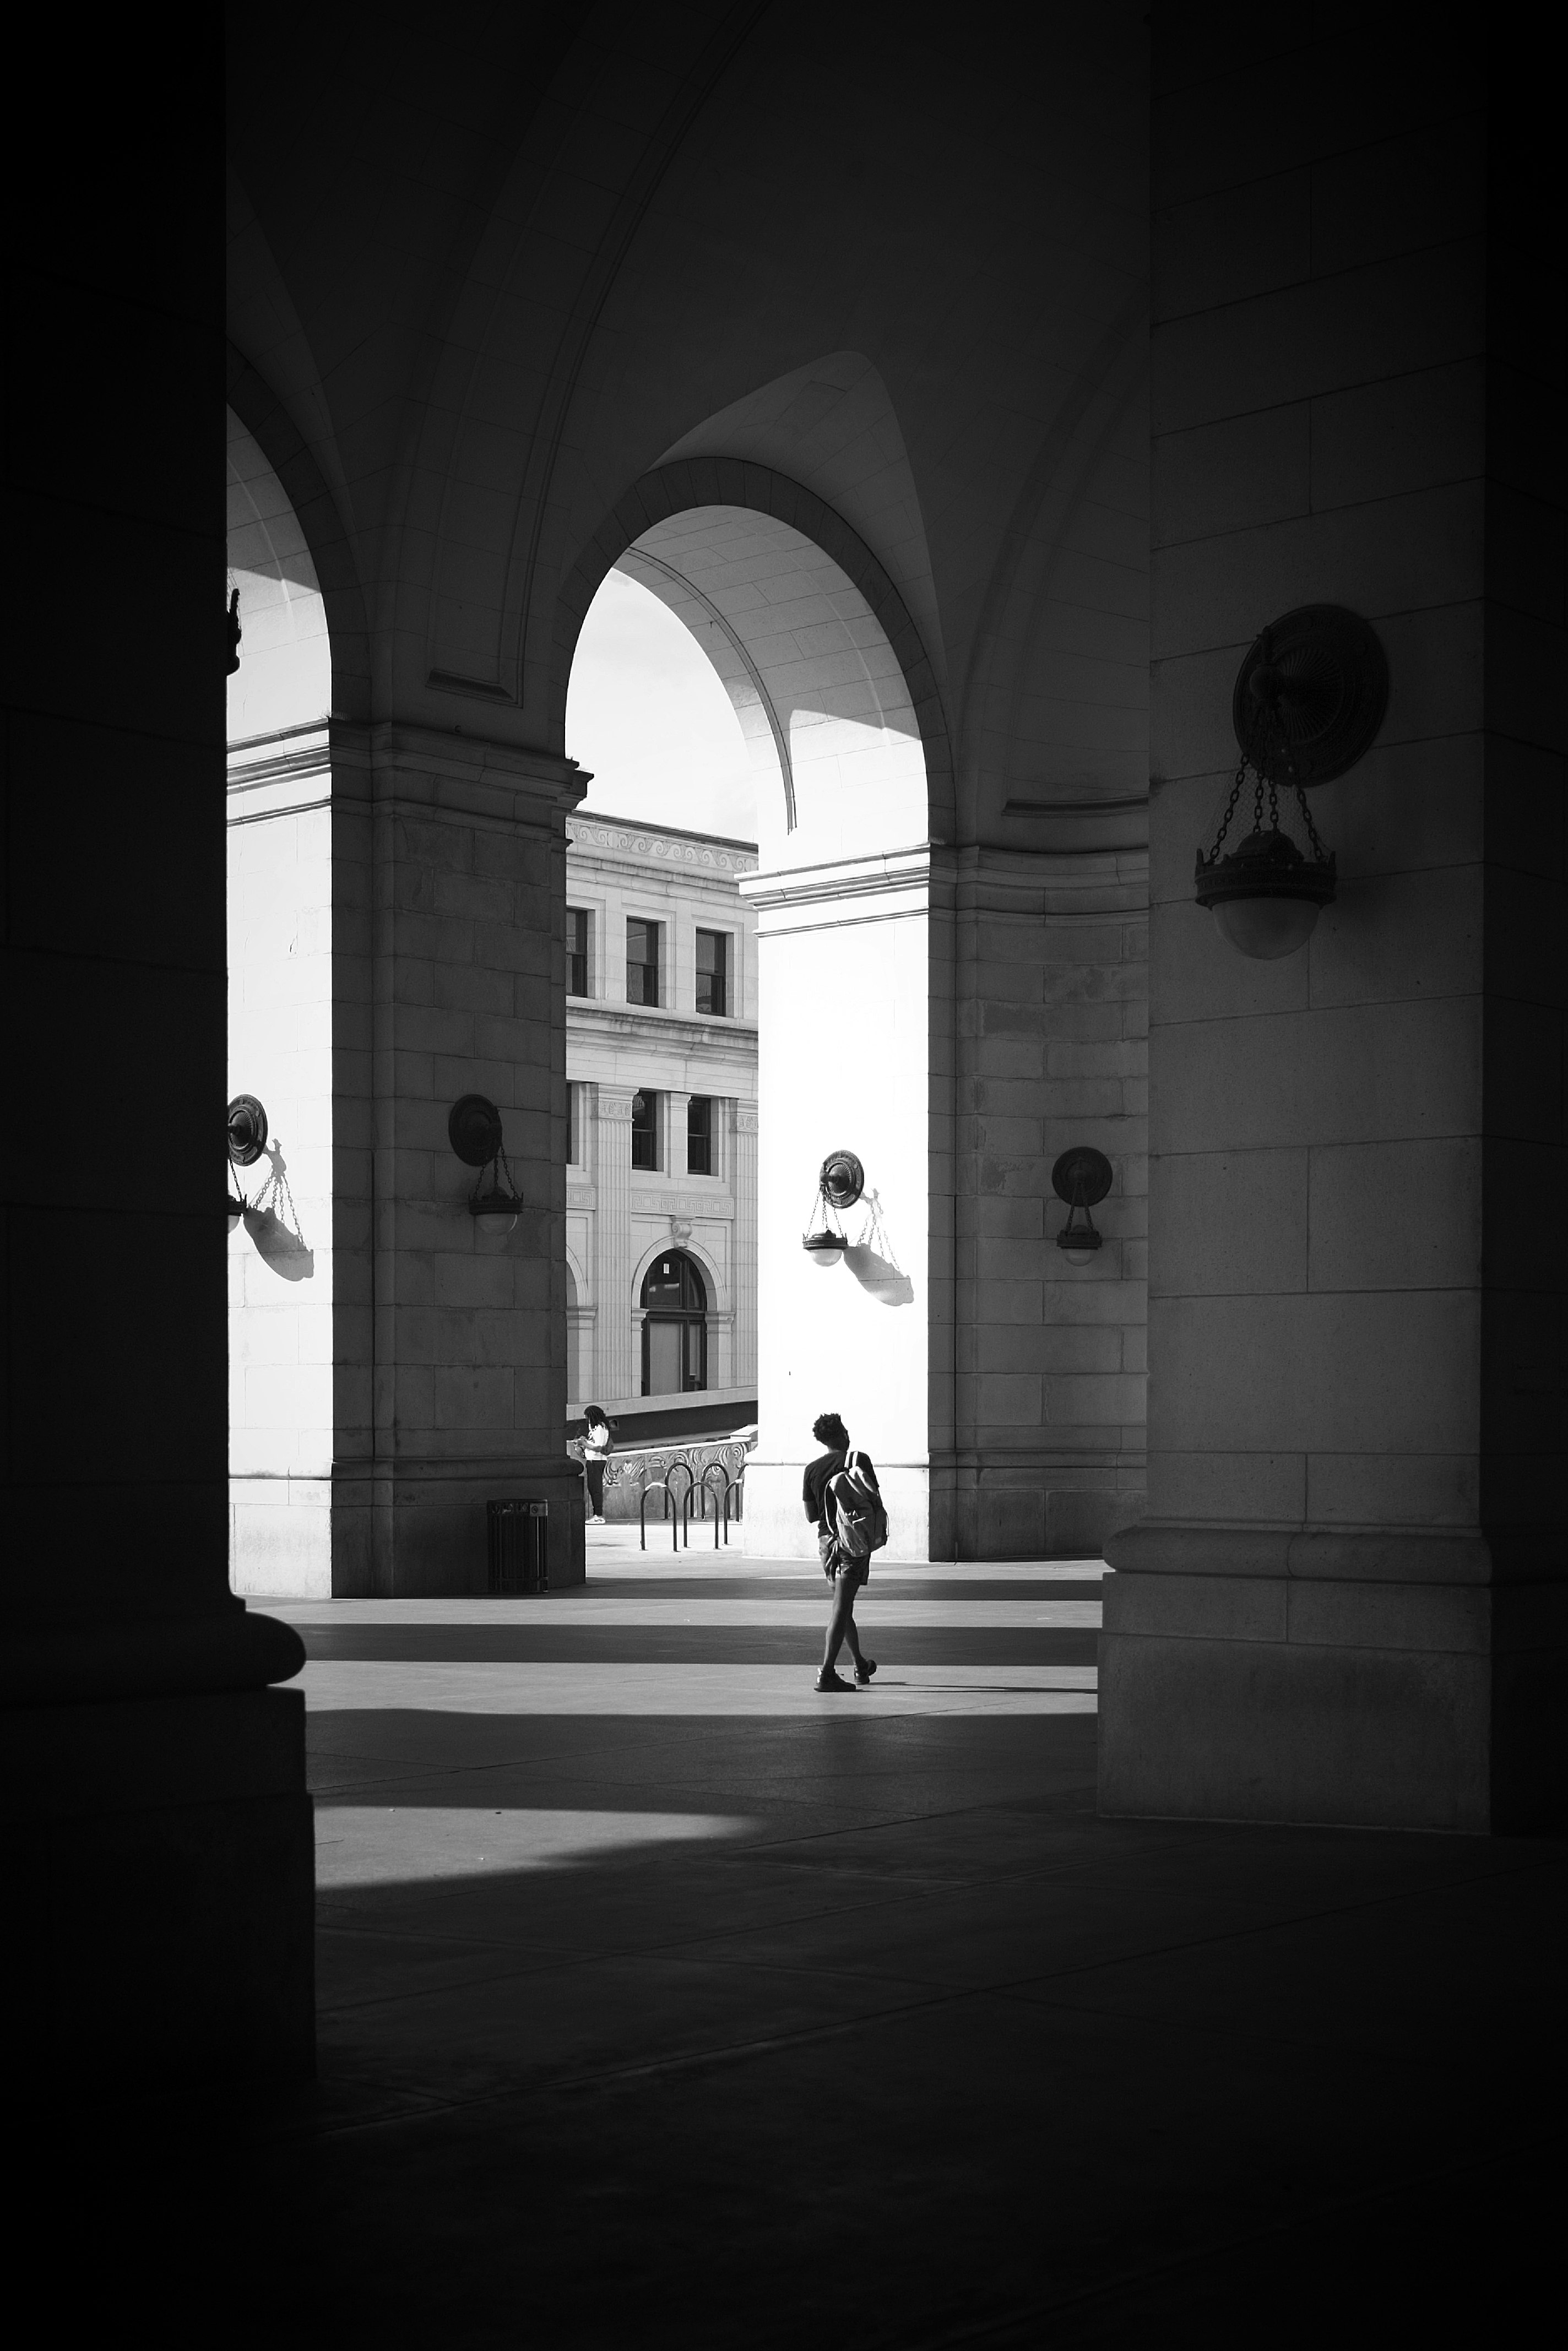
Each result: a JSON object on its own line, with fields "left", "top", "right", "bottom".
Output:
{"left": 140, "top": 1539, "right": 1568, "bottom": 2340}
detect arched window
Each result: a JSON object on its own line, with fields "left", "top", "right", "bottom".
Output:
{"left": 641, "top": 1251, "right": 707, "bottom": 1396}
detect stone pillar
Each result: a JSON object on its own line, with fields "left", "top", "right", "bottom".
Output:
{"left": 327, "top": 724, "right": 585, "bottom": 1593}
{"left": 733, "top": 1100, "right": 759, "bottom": 1394}
{"left": 2, "top": 65, "right": 312, "bottom": 2081}
{"left": 953, "top": 850, "right": 1148, "bottom": 1561}
{"left": 592, "top": 1086, "right": 637, "bottom": 1404}
{"left": 1100, "top": 18, "right": 1566, "bottom": 1831}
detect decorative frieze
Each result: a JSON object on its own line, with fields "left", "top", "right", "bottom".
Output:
{"left": 568, "top": 815, "right": 758, "bottom": 875}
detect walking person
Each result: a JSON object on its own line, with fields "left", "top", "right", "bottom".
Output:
{"left": 804, "top": 1411, "right": 886, "bottom": 1692}
{"left": 582, "top": 1406, "right": 612, "bottom": 1524}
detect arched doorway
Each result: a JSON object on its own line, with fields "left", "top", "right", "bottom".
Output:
{"left": 641, "top": 1250, "right": 708, "bottom": 1397}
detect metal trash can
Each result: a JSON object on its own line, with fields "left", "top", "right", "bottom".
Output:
{"left": 487, "top": 1499, "right": 549, "bottom": 1594}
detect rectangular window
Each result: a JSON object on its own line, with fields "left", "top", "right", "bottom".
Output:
{"left": 695, "top": 928, "right": 729, "bottom": 1017}
{"left": 631, "top": 1089, "right": 658, "bottom": 1170}
{"left": 627, "top": 918, "right": 660, "bottom": 1006}
{"left": 566, "top": 1082, "right": 577, "bottom": 1166}
{"left": 687, "top": 1095, "right": 713, "bottom": 1176}
{"left": 567, "top": 907, "right": 590, "bottom": 998}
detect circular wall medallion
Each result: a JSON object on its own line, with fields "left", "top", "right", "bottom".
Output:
{"left": 1051, "top": 1147, "right": 1113, "bottom": 1207}
{"left": 226, "top": 1094, "right": 268, "bottom": 1166}
{"left": 1231, "top": 605, "right": 1388, "bottom": 786}
{"left": 448, "top": 1093, "right": 503, "bottom": 1167}
{"left": 819, "top": 1150, "right": 865, "bottom": 1209}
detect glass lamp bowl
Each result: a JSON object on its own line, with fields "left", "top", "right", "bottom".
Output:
{"left": 1195, "top": 829, "right": 1335, "bottom": 962}
{"left": 1212, "top": 894, "right": 1322, "bottom": 959}
{"left": 470, "top": 1187, "right": 522, "bottom": 1232}
{"left": 802, "top": 1232, "right": 844, "bottom": 1268}
{"left": 1057, "top": 1230, "right": 1102, "bottom": 1267}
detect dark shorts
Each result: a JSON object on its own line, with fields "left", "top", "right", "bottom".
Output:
{"left": 819, "top": 1528, "right": 867, "bottom": 1590}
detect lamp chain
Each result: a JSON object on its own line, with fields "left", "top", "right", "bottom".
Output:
{"left": 1295, "top": 782, "right": 1330, "bottom": 861}
{"left": 1209, "top": 757, "right": 1248, "bottom": 855}
{"left": 1207, "top": 730, "right": 1331, "bottom": 870}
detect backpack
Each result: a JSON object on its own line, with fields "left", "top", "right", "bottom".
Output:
{"left": 828, "top": 1450, "right": 888, "bottom": 1561}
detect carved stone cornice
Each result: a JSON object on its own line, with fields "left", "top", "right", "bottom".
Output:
{"left": 567, "top": 812, "right": 758, "bottom": 876}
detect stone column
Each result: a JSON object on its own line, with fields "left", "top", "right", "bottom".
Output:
{"left": 3, "top": 83, "right": 312, "bottom": 2081}
{"left": 953, "top": 850, "right": 1148, "bottom": 1562}
{"left": 592, "top": 1086, "right": 637, "bottom": 1404}
{"left": 325, "top": 724, "right": 586, "bottom": 1593}
{"left": 1100, "top": 19, "right": 1565, "bottom": 1832}
{"left": 733, "top": 1100, "right": 759, "bottom": 1394}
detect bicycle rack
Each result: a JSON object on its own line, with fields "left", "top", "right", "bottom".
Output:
{"left": 698, "top": 1461, "right": 734, "bottom": 1549}
{"left": 682, "top": 1473, "right": 729, "bottom": 1550}
{"left": 665, "top": 1459, "right": 695, "bottom": 1548}
{"left": 639, "top": 1479, "right": 680, "bottom": 1554}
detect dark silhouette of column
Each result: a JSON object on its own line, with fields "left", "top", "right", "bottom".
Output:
{"left": 3, "top": 32, "right": 313, "bottom": 2078}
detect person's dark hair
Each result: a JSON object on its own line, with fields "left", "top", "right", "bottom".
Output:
{"left": 585, "top": 1405, "right": 608, "bottom": 1428}
{"left": 812, "top": 1411, "right": 849, "bottom": 1451}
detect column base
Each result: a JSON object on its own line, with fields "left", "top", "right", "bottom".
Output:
{"left": 327, "top": 1459, "right": 587, "bottom": 1594}
{"left": 1, "top": 1684, "right": 314, "bottom": 2084}
{"left": 231, "top": 1473, "right": 332, "bottom": 1598}
{"left": 948, "top": 1450, "right": 1144, "bottom": 1562}
{"left": 1099, "top": 1524, "right": 1568, "bottom": 1833}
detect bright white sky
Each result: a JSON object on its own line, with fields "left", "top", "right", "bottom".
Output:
{"left": 565, "top": 568, "right": 757, "bottom": 841}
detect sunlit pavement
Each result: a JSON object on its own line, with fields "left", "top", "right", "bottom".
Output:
{"left": 214, "top": 1554, "right": 1565, "bottom": 2343}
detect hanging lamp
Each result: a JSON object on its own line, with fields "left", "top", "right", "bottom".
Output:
{"left": 1195, "top": 605, "right": 1388, "bottom": 960}
{"left": 1052, "top": 1147, "right": 1112, "bottom": 1266}
{"left": 448, "top": 1094, "right": 525, "bottom": 1224}
{"left": 801, "top": 1149, "right": 865, "bottom": 1268}
{"left": 227, "top": 1092, "right": 267, "bottom": 1229}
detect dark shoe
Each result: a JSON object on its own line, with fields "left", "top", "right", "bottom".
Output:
{"left": 853, "top": 1658, "right": 877, "bottom": 1685}
{"left": 814, "top": 1668, "right": 854, "bottom": 1692}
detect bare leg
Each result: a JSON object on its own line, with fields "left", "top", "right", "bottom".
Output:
{"left": 822, "top": 1576, "right": 858, "bottom": 1674}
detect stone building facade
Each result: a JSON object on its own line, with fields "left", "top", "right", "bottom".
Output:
{"left": 562, "top": 813, "right": 758, "bottom": 1416}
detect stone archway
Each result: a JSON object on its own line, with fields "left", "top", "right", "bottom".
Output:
{"left": 558, "top": 470, "right": 954, "bottom": 1558}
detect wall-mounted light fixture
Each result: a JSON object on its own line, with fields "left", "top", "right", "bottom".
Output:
{"left": 449, "top": 1093, "right": 525, "bottom": 1221}
{"left": 227, "top": 1093, "right": 268, "bottom": 1229}
{"left": 801, "top": 1149, "right": 865, "bottom": 1268}
{"left": 1195, "top": 605, "right": 1388, "bottom": 960}
{"left": 1052, "top": 1147, "right": 1112, "bottom": 1266}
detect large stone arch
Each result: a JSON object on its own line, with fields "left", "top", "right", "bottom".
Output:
{"left": 552, "top": 461, "right": 954, "bottom": 845}
{"left": 559, "top": 469, "right": 955, "bottom": 1559}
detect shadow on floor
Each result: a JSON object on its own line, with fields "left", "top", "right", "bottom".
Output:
{"left": 42, "top": 1697, "right": 1568, "bottom": 2344}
